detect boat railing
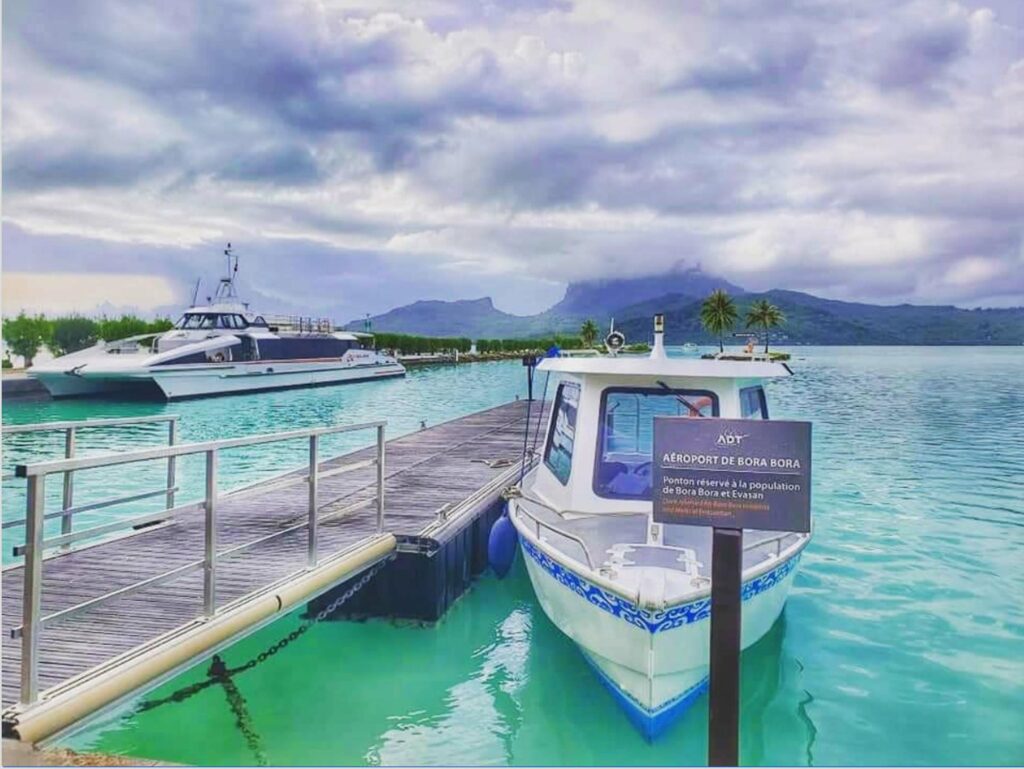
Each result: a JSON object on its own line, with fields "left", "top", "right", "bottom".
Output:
{"left": 263, "top": 314, "right": 335, "bottom": 334}
{"left": 514, "top": 493, "right": 796, "bottom": 571}
{"left": 2, "top": 415, "right": 181, "bottom": 538}
{"left": 103, "top": 333, "right": 161, "bottom": 354}
{"left": 514, "top": 500, "right": 597, "bottom": 570}
{"left": 743, "top": 532, "right": 791, "bottom": 558}
{"left": 9, "top": 418, "right": 387, "bottom": 706}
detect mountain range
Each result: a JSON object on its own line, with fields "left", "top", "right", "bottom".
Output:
{"left": 346, "top": 266, "right": 1024, "bottom": 345}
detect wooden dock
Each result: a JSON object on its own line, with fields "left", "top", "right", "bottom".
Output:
{"left": 1, "top": 399, "right": 546, "bottom": 737}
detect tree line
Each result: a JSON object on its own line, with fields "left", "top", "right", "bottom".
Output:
{"left": 371, "top": 332, "right": 589, "bottom": 355}
{"left": 370, "top": 333, "right": 473, "bottom": 354}
{"left": 474, "top": 334, "right": 587, "bottom": 354}
{"left": 2, "top": 313, "right": 174, "bottom": 367}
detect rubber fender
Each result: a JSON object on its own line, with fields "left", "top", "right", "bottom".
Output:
{"left": 487, "top": 511, "right": 518, "bottom": 578}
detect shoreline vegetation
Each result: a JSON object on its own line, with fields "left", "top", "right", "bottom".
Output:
{"left": 6, "top": 287, "right": 1013, "bottom": 373}
{"left": 2, "top": 313, "right": 173, "bottom": 368}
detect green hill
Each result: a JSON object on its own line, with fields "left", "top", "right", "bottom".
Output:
{"left": 348, "top": 271, "right": 1024, "bottom": 345}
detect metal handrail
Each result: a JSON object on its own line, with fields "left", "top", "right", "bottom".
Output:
{"left": 1, "top": 415, "right": 177, "bottom": 435}
{"left": 743, "top": 532, "right": 793, "bottom": 558}
{"left": 2, "top": 486, "right": 179, "bottom": 531}
{"left": 2, "top": 415, "right": 179, "bottom": 538}
{"left": 13, "top": 419, "right": 385, "bottom": 476}
{"left": 515, "top": 502, "right": 596, "bottom": 570}
{"left": 12, "top": 419, "right": 387, "bottom": 707}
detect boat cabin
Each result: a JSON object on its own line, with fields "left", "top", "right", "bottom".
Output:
{"left": 532, "top": 334, "right": 792, "bottom": 517}
{"left": 173, "top": 310, "right": 268, "bottom": 331}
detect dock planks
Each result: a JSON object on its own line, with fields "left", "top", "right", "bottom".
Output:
{"left": 1, "top": 399, "right": 548, "bottom": 709}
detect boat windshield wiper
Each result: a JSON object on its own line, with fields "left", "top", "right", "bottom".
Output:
{"left": 655, "top": 380, "right": 706, "bottom": 417}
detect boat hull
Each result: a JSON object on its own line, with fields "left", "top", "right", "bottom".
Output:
{"left": 517, "top": 532, "right": 803, "bottom": 739}
{"left": 30, "top": 361, "right": 406, "bottom": 400}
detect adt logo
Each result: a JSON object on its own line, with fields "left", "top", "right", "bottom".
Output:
{"left": 716, "top": 430, "right": 748, "bottom": 447}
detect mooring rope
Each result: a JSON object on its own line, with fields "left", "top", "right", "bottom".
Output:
{"left": 530, "top": 372, "right": 552, "bottom": 455}
{"left": 518, "top": 366, "right": 551, "bottom": 484}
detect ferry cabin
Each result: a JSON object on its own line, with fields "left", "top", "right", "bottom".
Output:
{"left": 534, "top": 357, "right": 781, "bottom": 516}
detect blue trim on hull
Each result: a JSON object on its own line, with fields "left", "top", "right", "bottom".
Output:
{"left": 582, "top": 652, "right": 708, "bottom": 741}
{"left": 520, "top": 535, "right": 801, "bottom": 633}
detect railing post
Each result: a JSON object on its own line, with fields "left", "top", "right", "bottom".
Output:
{"left": 61, "top": 427, "right": 75, "bottom": 537}
{"left": 376, "top": 425, "right": 385, "bottom": 533}
{"left": 203, "top": 449, "right": 217, "bottom": 617}
{"left": 166, "top": 419, "right": 177, "bottom": 510}
{"left": 307, "top": 434, "right": 319, "bottom": 568}
{"left": 20, "top": 473, "right": 45, "bottom": 706}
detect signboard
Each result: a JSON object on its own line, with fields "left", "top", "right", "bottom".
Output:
{"left": 652, "top": 417, "right": 811, "bottom": 533}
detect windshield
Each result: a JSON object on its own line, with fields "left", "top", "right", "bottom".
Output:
{"left": 594, "top": 387, "right": 718, "bottom": 500}
{"left": 175, "top": 314, "right": 225, "bottom": 330}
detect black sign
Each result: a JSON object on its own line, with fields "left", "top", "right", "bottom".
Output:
{"left": 652, "top": 417, "right": 811, "bottom": 533}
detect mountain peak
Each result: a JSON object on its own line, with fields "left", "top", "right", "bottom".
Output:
{"left": 550, "top": 266, "right": 743, "bottom": 317}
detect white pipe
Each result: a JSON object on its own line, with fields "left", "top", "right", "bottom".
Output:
{"left": 650, "top": 313, "right": 667, "bottom": 359}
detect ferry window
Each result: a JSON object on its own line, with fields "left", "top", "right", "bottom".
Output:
{"left": 740, "top": 386, "right": 768, "bottom": 420}
{"left": 544, "top": 382, "right": 580, "bottom": 486}
{"left": 179, "top": 314, "right": 215, "bottom": 329}
{"left": 595, "top": 387, "right": 718, "bottom": 500}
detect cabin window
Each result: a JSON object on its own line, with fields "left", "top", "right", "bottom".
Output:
{"left": 544, "top": 382, "right": 580, "bottom": 486}
{"left": 176, "top": 314, "right": 218, "bottom": 329}
{"left": 739, "top": 386, "right": 768, "bottom": 419}
{"left": 594, "top": 387, "right": 718, "bottom": 500}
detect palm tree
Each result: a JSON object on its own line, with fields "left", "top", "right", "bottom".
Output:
{"left": 700, "top": 290, "right": 738, "bottom": 353}
{"left": 580, "top": 318, "right": 599, "bottom": 348}
{"left": 745, "top": 299, "right": 785, "bottom": 354}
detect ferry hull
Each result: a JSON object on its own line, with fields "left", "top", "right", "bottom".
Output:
{"left": 30, "top": 362, "right": 406, "bottom": 400}
{"left": 150, "top": 361, "right": 406, "bottom": 399}
{"left": 517, "top": 533, "right": 802, "bottom": 739}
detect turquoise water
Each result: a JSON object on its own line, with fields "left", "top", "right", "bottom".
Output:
{"left": 4, "top": 348, "right": 1023, "bottom": 765}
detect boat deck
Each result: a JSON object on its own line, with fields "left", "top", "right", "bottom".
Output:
{"left": 1, "top": 399, "right": 547, "bottom": 711}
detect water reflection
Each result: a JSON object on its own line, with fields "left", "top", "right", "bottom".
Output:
{"left": 368, "top": 606, "right": 533, "bottom": 765}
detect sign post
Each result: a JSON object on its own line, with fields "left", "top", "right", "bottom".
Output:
{"left": 652, "top": 417, "right": 811, "bottom": 766}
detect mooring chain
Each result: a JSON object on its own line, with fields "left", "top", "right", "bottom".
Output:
{"left": 136, "top": 554, "right": 395, "bottom": 713}
{"left": 209, "top": 656, "right": 268, "bottom": 767}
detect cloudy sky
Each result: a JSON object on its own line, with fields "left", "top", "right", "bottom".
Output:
{"left": 3, "top": 0, "right": 1023, "bottom": 319}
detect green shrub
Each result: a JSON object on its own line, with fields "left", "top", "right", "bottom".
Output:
{"left": 2, "top": 313, "right": 51, "bottom": 367}
{"left": 50, "top": 316, "right": 99, "bottom": 356}
{"left": 97, "top": 315, "right": 170, "bottom": 341}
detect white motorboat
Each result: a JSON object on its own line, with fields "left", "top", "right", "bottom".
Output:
{"left": 506, "top": 316, "right": 810, "bottom": 739}
{"left": 29, "top": 247, "right": 405, "bottom": 400}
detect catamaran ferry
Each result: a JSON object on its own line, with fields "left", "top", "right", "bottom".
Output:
{"left": 28, "top": 248, "right": 405, "bottom": 400}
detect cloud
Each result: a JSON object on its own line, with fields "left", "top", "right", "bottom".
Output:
{"left": 2, "top": 272, "right": 180, "bottom": 315}
{"left": 2, "top": 0, "right": 1023, "bottom": 314}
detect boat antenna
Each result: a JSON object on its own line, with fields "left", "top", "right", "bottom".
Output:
{"left": 190, "top": 278, "right": 201, "bottom": 307}
{"left": 214, "top": 243, "right": 239, "bottom": 302}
